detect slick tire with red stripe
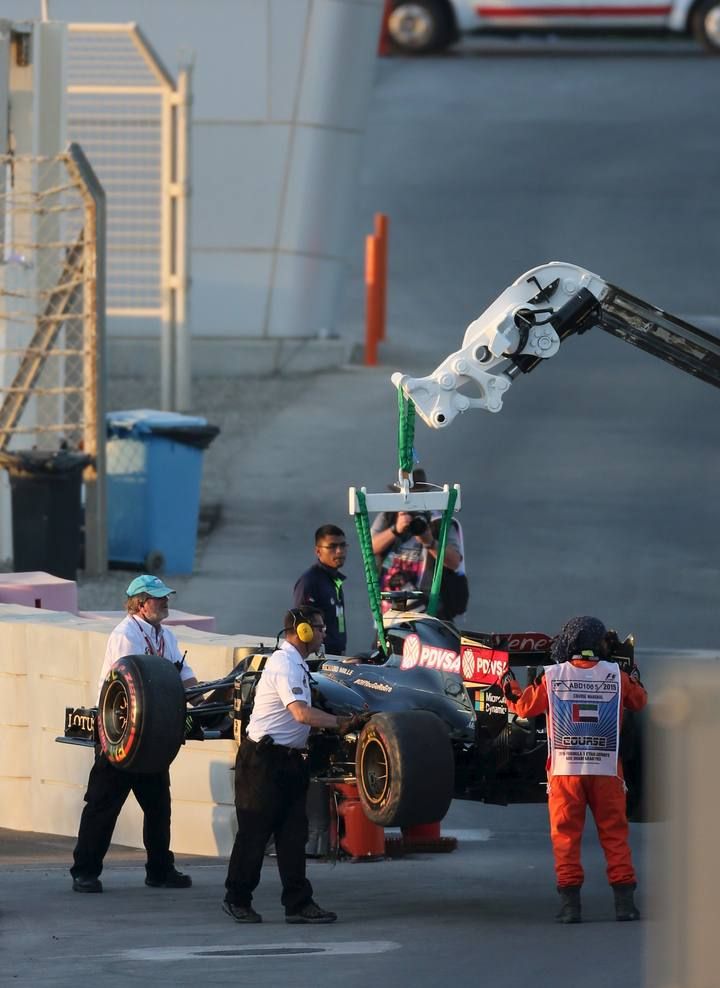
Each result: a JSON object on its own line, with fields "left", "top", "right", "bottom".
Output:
{"left": 97, "top": 654, "right": 186, "bottom": 773}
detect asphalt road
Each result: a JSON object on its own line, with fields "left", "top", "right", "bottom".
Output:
{"left": 0, "top": 799, "right": 648, "bottom": 987}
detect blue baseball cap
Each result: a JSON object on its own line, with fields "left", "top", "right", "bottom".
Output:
{"left": 126, "top": 575, "right": 176, "bottom": 598}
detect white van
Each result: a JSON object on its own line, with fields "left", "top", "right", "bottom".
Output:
{"left": 387, "top": 0, "right": 720, "bottom": 54}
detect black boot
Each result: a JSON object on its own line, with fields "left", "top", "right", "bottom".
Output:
{"left": 556, "top": 886, "right": 582, "bottom": 924}
{"left": 612, "top": 883, "right": 640, "bottom": 921}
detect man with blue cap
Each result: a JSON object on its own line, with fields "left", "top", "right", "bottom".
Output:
{"left": 70, "top": 575, "right": 198, "bottom": 893}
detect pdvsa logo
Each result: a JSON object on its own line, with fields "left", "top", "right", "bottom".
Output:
{"left": 461, "top": 645, "right": 509, "bottom": 685}
{"left": 462, "top": 648, "right": 475, "bottom": 680}
{"left": 401, "top": 634, "right": 460, "bottom": 674}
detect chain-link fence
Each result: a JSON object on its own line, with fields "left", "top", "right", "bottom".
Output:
{"left": 0, "top": 145, "right": 106, "bottom": 574}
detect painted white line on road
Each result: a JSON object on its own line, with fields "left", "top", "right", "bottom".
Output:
{"left": 385, "top": 827, "right": 493, "bottom": 841}
{"left": 444, "top": 828, "right": 493, "bottom": 841}
{"left": 119, "top": 940, "right": 401, "bottom": 962}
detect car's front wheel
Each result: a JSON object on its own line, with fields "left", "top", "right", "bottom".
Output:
{"left": 691, "top": 0, "right": 720, "bottom": 52}
{"left": 97, "top": 654, "right": 186, "bottom": 773}
{"left": 356, "top": 710, "right": 454, "bottom": 827}
{"left": 388, "top": 1, "right": 457, "bottom": 55}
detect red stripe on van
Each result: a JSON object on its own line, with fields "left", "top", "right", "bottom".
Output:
{"left": 475, "top": 6, "right": 672, "bottom": 16}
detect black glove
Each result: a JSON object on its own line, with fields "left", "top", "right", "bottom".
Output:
{"left": 337, "top": 711, "right": 372, "bottom": 734}
{"left": 534, "top": 669, "right": 546, "bottom": 687}
{"left": 500, "top": 669, "right": 521, "bottom": 702}
{"left": 629, "top": 664, "right": 642, "bottom": 685}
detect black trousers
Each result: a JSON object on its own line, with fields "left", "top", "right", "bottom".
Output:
{"left": 71, "top": 752, "right": 174, "bottom": 882}
{"left": 224, "top": 741, "right": 313, "bottom": 913}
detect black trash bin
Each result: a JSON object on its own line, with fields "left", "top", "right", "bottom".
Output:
{"left": 0, "top": 449, "right": 92, "bottom": 580}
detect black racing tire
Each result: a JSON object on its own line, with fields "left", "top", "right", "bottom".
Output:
{"left": 97, "top": 654, "right": 186, "bottom": 774}
{"left": 388, "top": 1, "right": 457, "bottom": 55}
{"left": 623, "top": 707, "right": 665, "bottom": 823}
{"left": 355, "top": 711, "right": 454, "bottom": 827}
{"left": 621, "top": 710, "right": 644, "bottom": 822}
{"left": 691, "top": 0, "right": 720, "bottom": 52}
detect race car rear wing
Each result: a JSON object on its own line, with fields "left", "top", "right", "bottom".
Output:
{"left": 392, "top": 262, "right": 720, "bottom": 429}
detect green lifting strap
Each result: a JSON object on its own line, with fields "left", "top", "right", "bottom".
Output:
{"left": 353, "top": 489, "right": 389, "bottom": 656}
{"left": 426, "top": 485, "right": 458, "bottom": 618}
{"left": 397, "top": 389, "right": 416, "bottom": 476}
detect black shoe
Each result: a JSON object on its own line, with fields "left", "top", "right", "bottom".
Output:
{"left": 222, "top": 901, "right": 263, "bottom": 924}
{"left": 555, "top": 886, "right": 582, "bottom": 924}
{"left": 145, "top": 867, "right": 192, "bottom": 889}
{"left": 286, "top": 900, "right": 337, "bottom": 924}
{"left": 72, "top": 876, "right": 103, "bottom": 893}
{"left": 613, "top": 883, "right": 641, "bottom": 922}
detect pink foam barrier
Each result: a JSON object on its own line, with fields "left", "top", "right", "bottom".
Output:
{"left": 0, "top": 571, "right": 78, "bottom": 613}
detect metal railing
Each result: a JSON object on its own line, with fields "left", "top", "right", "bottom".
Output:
{"left": 0, "top": 144, "right": 107, "bottom": 573}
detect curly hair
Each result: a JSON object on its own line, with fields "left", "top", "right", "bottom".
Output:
{"left": 551, "top": 615, "right": 607, "bottom": 663}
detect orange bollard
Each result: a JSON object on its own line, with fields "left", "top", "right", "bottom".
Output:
{"left": 365, "top": 234, "right": 381, "bottom": 366}
{"left": 374, "top": 213, "right": 388, "bottom": 341}
{"left": 401, "top": 820, "right": 458, "bottom": 853}
{"left": 402, "top": 821, "right": 441, "bottom": 841}
{"left": 332, "top": 782, "right": 385, "bottom": 859}
{"left": 378, "top": 0, "right": 393, "bottom": 57}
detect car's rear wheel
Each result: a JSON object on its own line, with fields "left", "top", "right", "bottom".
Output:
{"left": 691, "top": 0, "right": 720, "bottom": 52}
{"left": 356, "top": 711, "right": 454, "bottom": 826}
{"left": 97, "top": 654, "right": 186, "bottom": 773}
{"left": 388, "top": 1, "right": 457, "bottom": 55}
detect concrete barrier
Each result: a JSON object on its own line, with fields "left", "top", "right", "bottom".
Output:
{"left": 0, "top": 602, "right": 274, "bottom": 857}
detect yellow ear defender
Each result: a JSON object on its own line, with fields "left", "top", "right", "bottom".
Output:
{"left": 291, "top": 609, "right": 315, "bottom": 643}
{"left": 297, "top": 621, "right": 314, "bottom": 643}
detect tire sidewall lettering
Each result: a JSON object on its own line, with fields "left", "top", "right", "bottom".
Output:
{"left": 98, "top": 660, "right": 141, "bottom": 766}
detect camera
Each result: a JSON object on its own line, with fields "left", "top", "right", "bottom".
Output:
{"left": 408, "top": 513, "right": 430, "bottom": 536}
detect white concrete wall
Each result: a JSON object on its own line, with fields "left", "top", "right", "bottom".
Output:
{"left": 0, "top": 603, "right": 276, "bottom": 857}
{"left": 3, "top": 1, "right": 384, "bottom": 375}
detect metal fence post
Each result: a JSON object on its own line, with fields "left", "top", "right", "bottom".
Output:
{"left": 173, "top": 62, "right": 192, "bottom": 411}
{"left": 67, "top": 142, "right": 107, "bottom": 575}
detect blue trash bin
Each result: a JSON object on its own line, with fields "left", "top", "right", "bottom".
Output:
{"left": 106, "top": 409, "right": 220, "bottom": 574}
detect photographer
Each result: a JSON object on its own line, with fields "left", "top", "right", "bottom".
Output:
{"left": 370, "top": 469, "right": 465, "bottom": 619}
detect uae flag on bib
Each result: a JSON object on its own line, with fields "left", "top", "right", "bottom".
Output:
{"left": 572, "top": 703, "right": 599, "bottom": 723}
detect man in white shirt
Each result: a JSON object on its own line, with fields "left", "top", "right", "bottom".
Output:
{"left": 71, "top": 575, "right": 198, "bottom": 893}
{"left": 223, "top": 606, "right": 367, "bottom": 924}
